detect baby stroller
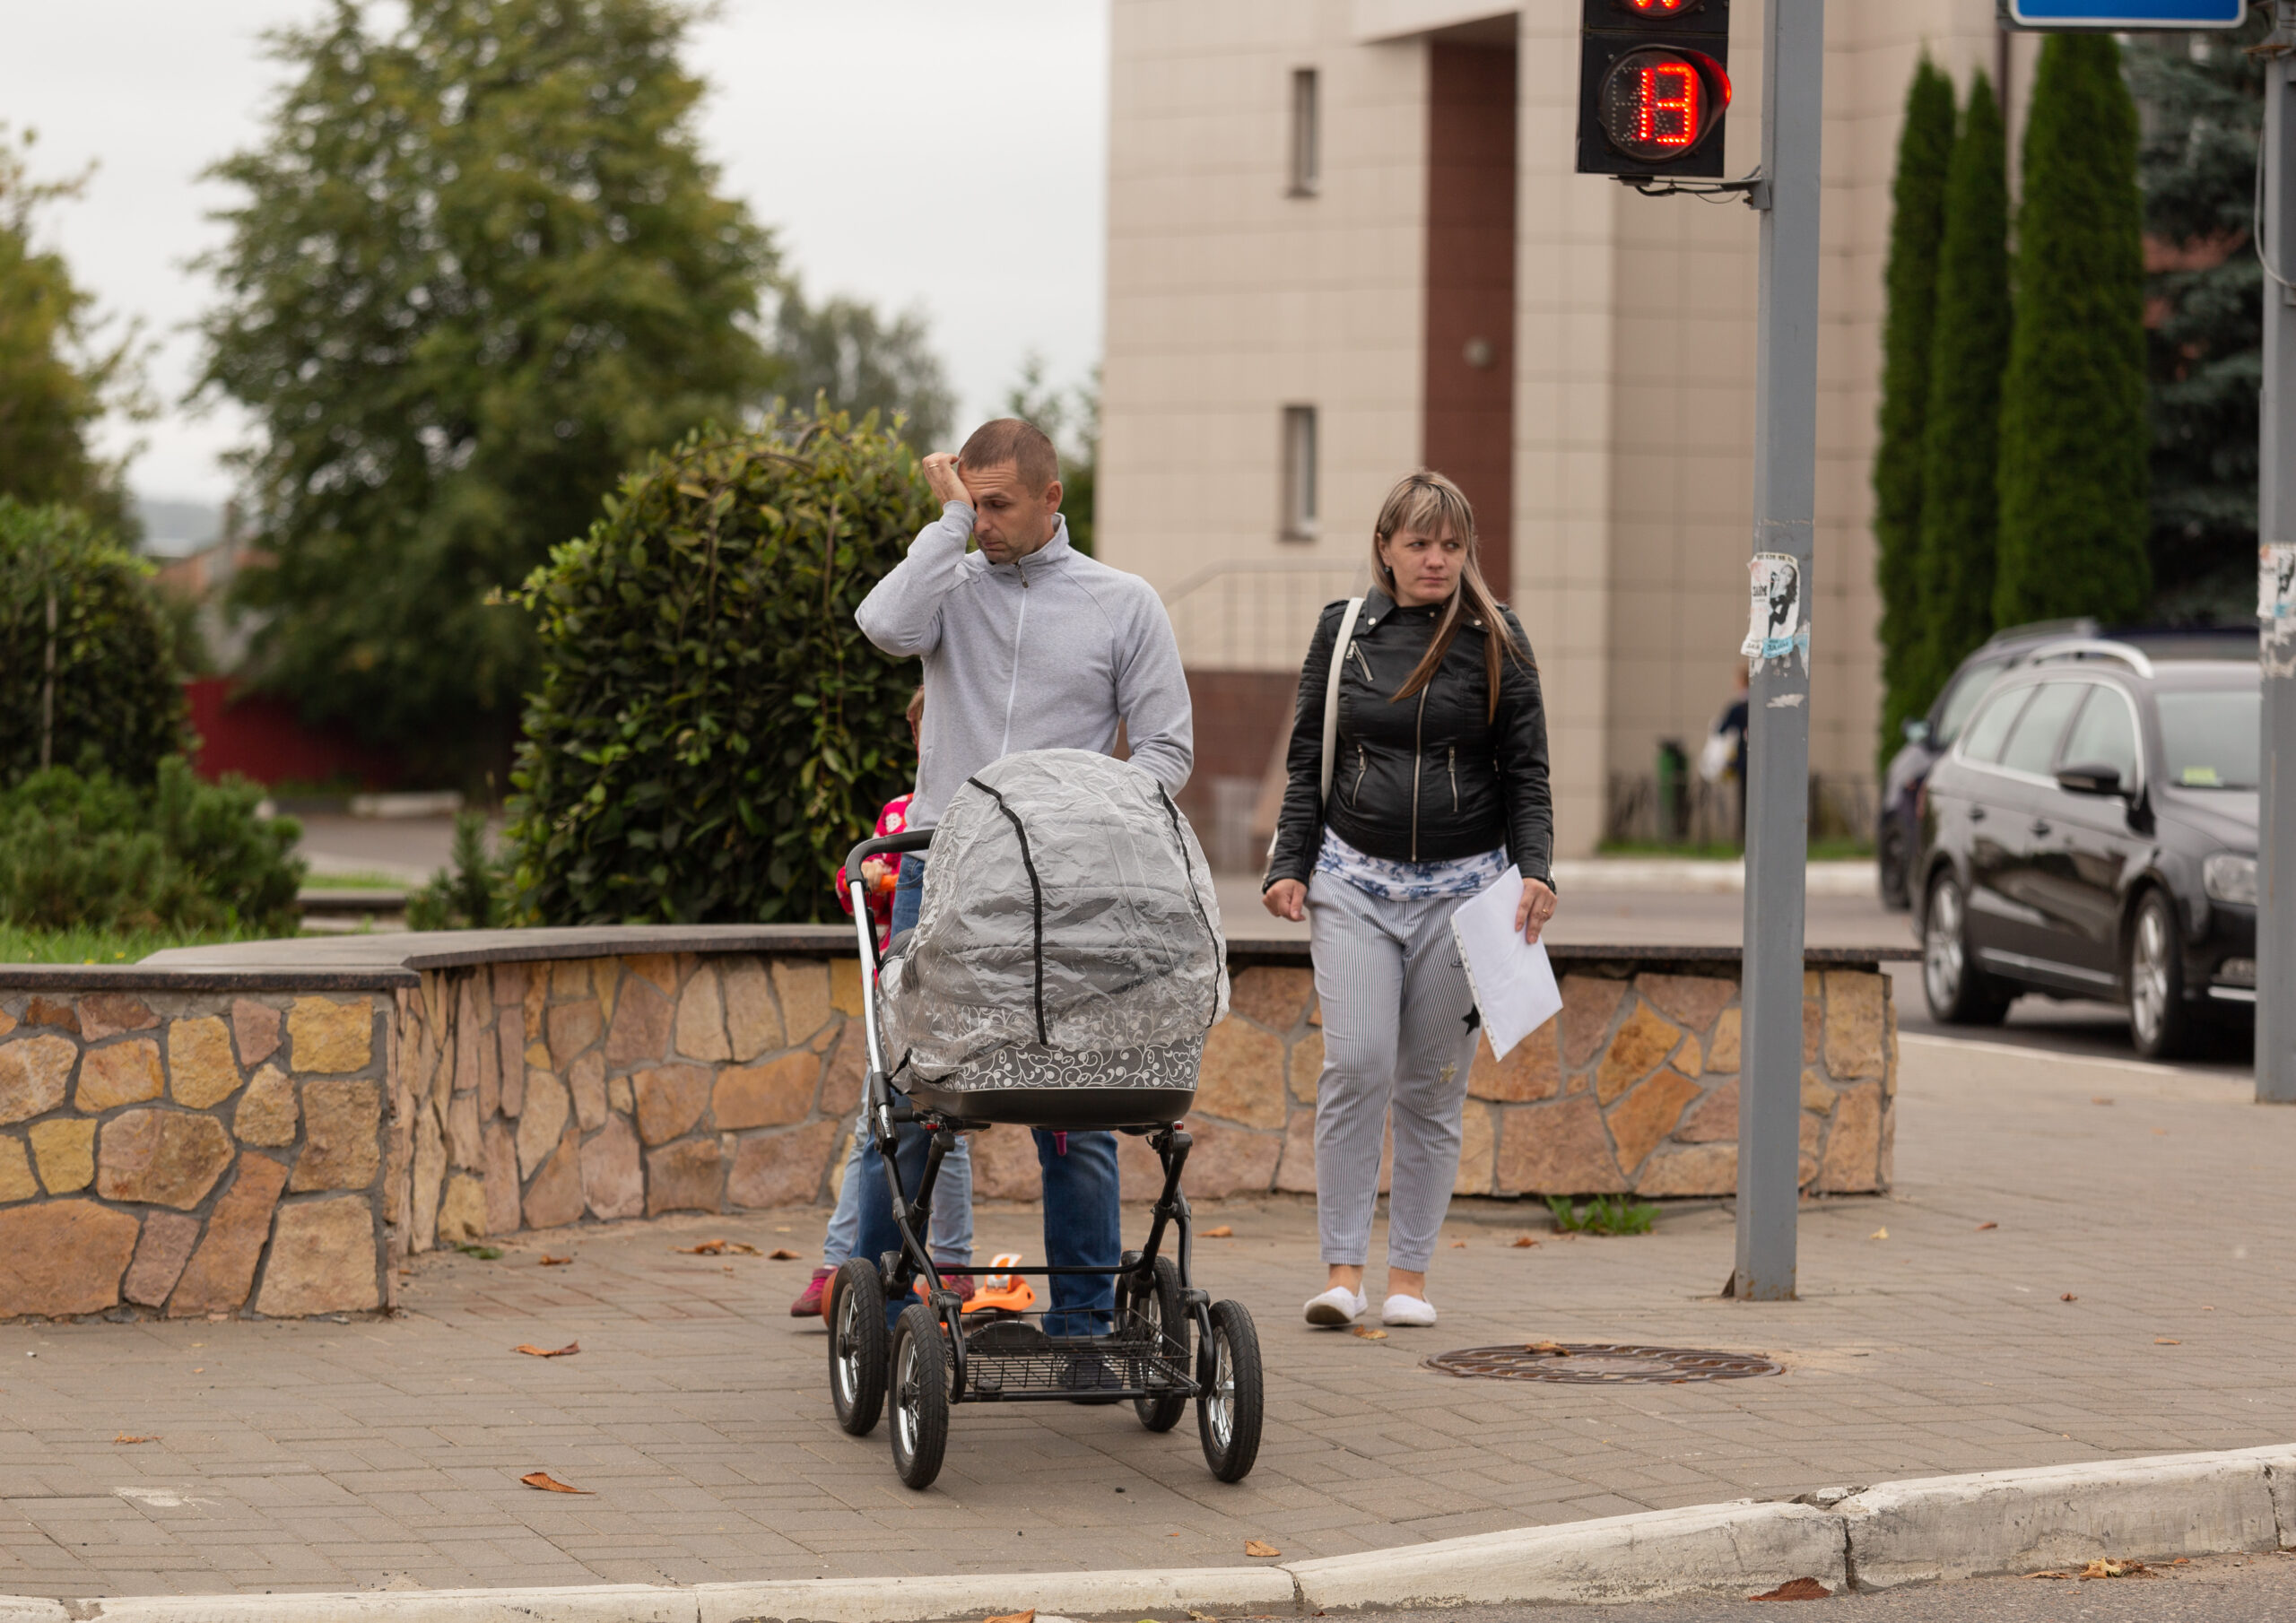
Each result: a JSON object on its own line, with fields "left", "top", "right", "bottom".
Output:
{"left": 828, "top": 750, "right": 1264, "bottom": 1490}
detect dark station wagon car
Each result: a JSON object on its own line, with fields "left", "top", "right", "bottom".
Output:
{"left": 1913, "top": 640, "right": 2258, "bottom": 1058}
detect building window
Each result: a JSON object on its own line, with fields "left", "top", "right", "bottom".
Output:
{"left": 1289, "top": 68, "right": 1320, "bottom": 195}
{"left": 1282, "top": 405, "right": 1318, "bottom": 539}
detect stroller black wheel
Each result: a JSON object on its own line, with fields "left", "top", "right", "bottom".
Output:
{"left": 1196, "top": 1299, "right": 1263, "bottom": 1483}
{"left": 829, "top": 1259, "right": 887, "bottom": 1436}
{"left": 1127, "top": 1254, "right": 1189, "bottom": 1433}
{"left": 889, "top": 1302, "right": 951, "bottom": 1490}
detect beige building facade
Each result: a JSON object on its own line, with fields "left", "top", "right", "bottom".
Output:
{"left": 1100, "top": 0, "right": 2032, "bottom": 864}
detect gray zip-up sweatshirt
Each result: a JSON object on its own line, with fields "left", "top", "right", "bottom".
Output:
{"left": 856, "top": 504, "right": 1194, "bottom": 829}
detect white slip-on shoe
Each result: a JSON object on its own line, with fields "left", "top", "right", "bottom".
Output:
{"left": 1303, "top": 1286, "right": 1367, "bottom": 1327}
{"left": 1381, "top": 1294, "right": 1438, "bottom": 1327}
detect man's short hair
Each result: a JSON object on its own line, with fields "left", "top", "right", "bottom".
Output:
{"left": 958, "top": 418, "right": 1060, "bottom": 492}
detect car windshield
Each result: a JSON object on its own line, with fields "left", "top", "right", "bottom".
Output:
{"left": 1934, "top": 658, "right": 2008, "bottom": 746}
{"left": 2156, "top": 689, "right": 2260, "bottom": 790}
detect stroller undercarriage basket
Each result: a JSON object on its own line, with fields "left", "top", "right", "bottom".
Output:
{"left": 900, "top": 1037, "right": 1204, "bottom": 1127}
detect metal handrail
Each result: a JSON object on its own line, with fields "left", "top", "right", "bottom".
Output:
{"left": 2022, "top": 638, "right": 2157, "bottom": 679}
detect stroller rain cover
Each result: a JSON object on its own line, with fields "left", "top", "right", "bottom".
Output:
{"left": 878, "top": 749, "right": 1229, "bottom": 1090}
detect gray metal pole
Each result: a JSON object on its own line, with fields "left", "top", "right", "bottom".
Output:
{"left": 1732, "top": 0, "right": 1824, "bottom": 1297}
{"left": 2259, "top": 13, "right": 2296, "bottom": 1106}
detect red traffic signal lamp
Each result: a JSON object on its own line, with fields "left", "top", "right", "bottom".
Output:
{"left": 1577, "top": 0, "right": 1731, "bottom": 179}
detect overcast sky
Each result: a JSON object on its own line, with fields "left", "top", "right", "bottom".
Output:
{"left": 1, "top": 0, "right": 1110, "bottom": 508}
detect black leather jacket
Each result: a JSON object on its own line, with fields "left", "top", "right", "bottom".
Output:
{"left": 1265, "top": 589, "right": 1553, "bottom": 889}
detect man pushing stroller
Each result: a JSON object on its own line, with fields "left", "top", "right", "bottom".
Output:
{"left": 848, "top": 417, "right": 1193, "bottom": 1364}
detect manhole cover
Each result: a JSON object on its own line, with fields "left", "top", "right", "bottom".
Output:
{"left": 1422, "top": 1343, "right": 1783, "bottom": 1384}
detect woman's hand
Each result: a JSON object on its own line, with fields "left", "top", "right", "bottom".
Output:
{"left": 1264, "top": 878, "right": 1308, "bottom": 922}
{"left": 1515, "top": 876, "right": 1557, "bottom": 943}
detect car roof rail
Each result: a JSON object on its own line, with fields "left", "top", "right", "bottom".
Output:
{"left": 2022, "top": 638, "right": 2157, "bottom": 679}
{"left": 1983, "top": 615, "right": 2096, "bottom": 648}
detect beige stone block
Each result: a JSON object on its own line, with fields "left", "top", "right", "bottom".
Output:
{"left": 551, "top": 958, "right": 592, "bottom": 1000}
{"left": 1454, "top": 1100, "right": 1496, "bottom": 1196}
{"left": 724, "top": 960, "right": 783, "bottom": 1060}
{"left": 1274, "top": 1107, "right": 1317, "bottom": 1195}
{"left": 98, "top": 1110, "right": 234, "bottom": 1209}
{"left": 772, "top": 959, "right": 833, "bottom": 1045}
{"left": 435, "top": 1171, "right": 488, "bottom": 1243}
{"left": 625, "top": 952, "right": 679, "bottom": 998}
{"left": 1824, "top": 970, "right": 1887, "bottom": 1080}
{"left": 446, "top": 1091, "right": 483, "bottom": 1171}
{"left": 1560, "top": 975, "right": 1629, "bottom": 1066}
{"left": 167, "top": 1017, "right": 242, "bottom": 1109}
{"left": 1606, "top": 1067, "right": 1703, "bottom": 1176}
{"left": 727, "top": 1118, "right": 842, "bottom": 1208}
{"left": 1815, "top": 1081, "right": 1884, "bottom": 1193}
{"left": 1884, "top": 998, "right": 1900, "bottom": 1095}
{"left": 970, "top": 1123, "right": 1045, "bottom": 1201}
{"left": 168, "top": 1153, "right": 289, "bottom": 1315}
{"left": 1676, "top": 1077, "right": 1738, "bottom": 1141}
{"left": 1230, "top": 967, "right": 1314, "bottom": 1031}
{"left": 1194, "top": 1019, "right": 1286, "bottom": 1128}
{"left": 1709, "top": 1007, "right": 1741, "bottom": 1071}
{"left": 0, "top": 1199, "right": 140, "bottom": 1316}
{"left": 234, "top": 1064, "right": 298, "bottom": 1147}
{"left": 581, "top": 1115, "right": 645, "bottom": 1219}
{"left": 77, "top": 1039, "right": 163, "bottom": 1113}
{"left": 483, "top": 1124, "right": 521, "bottom": 1234}
{"left": 1494, "top": 1094, "right": 1628, "bottom": 1196}
{"left": 20, "top": 996, "right": 77, "bottom": 1033}
{"left": 829, "top": 958, "right": 865, "bottom": 1018}
{"left": 1468, "top": 1023, "right": 1562, "bottom": 1102}
{"left": 492, "top": 960, "right": 527, "bottom": 1009}
{"left": 257, "top": 1196, "right": 379, "bottom": 1315}
{"left": 712, "top": 1054, "right": 815, "bottom": 1131}
{"left": 523, "top": 1127, "right": 585, "bottom": 1230}
{"left": 674, "top": 965, "right": 732, "bottom": 1062}
{"left": 819, "top": 1028, "right": 865, "bottom": 1115}
{"left": 292, "top": 1081, "right": 382, "bottom": 1192}
{"left": 1634, "top": 973, "right": 1736, "bottom": 1034}
{"left": 604, "top": 976, "right": 672, "bottom": 1067}
{"left": 412, "top": 1105, "right": 445, "bottom": 1252}
{"left": 0, "top": 1034, "right": 76, "bottom": 1124}
{"left": 29, "top": 1117, "right": 95, "bottom": 1193}
{"left": 1635, "top": 1141, "right": 1737, "bottom": 1197}
{"left": 122, "top": 1211, "right": 201, "bottom": 1307}
{"left": 1802, "top": 996, "right": 1822, "bottom": 1065}
{"left": 516, "top": 1072, "right": 570, "bottom": 1178}
{"left": 80, "top": 993, "right": 158, "bottom": 1040}
{"left": 1800, "top": 1111, "right": 1824, "bottom": 1188}
{"left": 0, "top": 1009, "right": 12, "bottom": 1038}
{"left": 608, "top": 1074, "right": 633, "bottom": 1115}
{"left": 231, "top": 999, "right": 283, "bottom": 1068}
{"left": 569, "top": 1056, "right": 607, "bottom": 1132}
{"left": 0, "top": 1135, "right": 35, "bottom": 1202}
{"left": 523, "top": 968, "right": 547, "bottom": 1045}
{"left": 289, "top": 997, "right": 373, "bottom": 1074}
{"left": 646, "top": 1137, "right": 725, "bottom": 1213}
{"left": 632, "top": 1064, "right": 711, "bottom": 1144}
{"left": 1594, "top": 1002, "right": 1683, "bottom": 1105}
{"left": 496, "top": 1020, "right": 525, "bottom": 1117}
{"left": 1801, "top": 1069, "right": 1838, "bottom": 1115}
{"left": 474, "top": 1008, "right": 500, "bottom": 1120}
{"left": 1176, "top": 1120, "right": 1282, "bottom": 1199}
{"left": 1288, "top": 1029, "right": 1326, "bottom": 1103}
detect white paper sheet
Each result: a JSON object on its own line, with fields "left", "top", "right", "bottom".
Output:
{"left": 1448, "top": 873, "right": 1563, "bottom": 1063}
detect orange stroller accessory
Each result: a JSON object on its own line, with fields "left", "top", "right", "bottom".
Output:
{"left": 909, "top": 1254, "right": 1036, "bottom": 1313}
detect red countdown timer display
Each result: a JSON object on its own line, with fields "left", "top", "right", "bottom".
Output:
{"left": 1598, "top": 48, "right": 1726, "bottom": 162}
{"left": 1576, "top": 0, "right": 1730, "bottom": 177}
{"left": 1618, "top": 0, "right": 1694, "bottom": 12}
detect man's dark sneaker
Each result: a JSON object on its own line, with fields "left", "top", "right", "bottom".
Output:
{"left": 1065, "top": 1350, "right": 1126, "bottom": 1404}
{"left": 789, "top": 1266, "right": 832, "bottom": 1318}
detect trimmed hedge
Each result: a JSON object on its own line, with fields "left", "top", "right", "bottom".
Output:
{"left": 507, "top": 408, "right": 932, "bottom": 924}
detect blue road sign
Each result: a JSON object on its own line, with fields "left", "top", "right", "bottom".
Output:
{"left": 2003, "top": 0, "right": 2243, "bottom": 28}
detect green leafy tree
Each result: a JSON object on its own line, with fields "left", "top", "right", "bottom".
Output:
{"left": 0, "top": 128, "right": 144, "bottom": 539}
{"left": 771, "top": 275, "right": 956, "bottom": 452}
{"left": 0, "top": 499, "right": 185, "bottom": 788}
{"left": 195, "top": 0, "right": 780, "bottom": 779}
{"left": 1996, "top": 35, "right": 2152, "bottom": 629}
{"left": 1913, "top": 74, "right": 2011, "bottom": 694}
{"left": 1874, "top": 59, "right": 1956, "bottom": 765}
{"left": 506, "top": 407, "right": 933, "bottom": 924}
{"left": 1001, "top": 352, "right": 1100, "bottom": 555}
{"left": 2128, "top": 21, "right": 2268, "bottom": 621}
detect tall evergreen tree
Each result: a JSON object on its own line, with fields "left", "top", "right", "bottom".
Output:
{"left": 1913, "top": 74, "right": 2010, "bottom": 693}
{"left": 1995, "top": 35, "right": 2152, "bottom": 629}
{"left": 2127, "top": 21, "right": 2268, "bottom": 622}
{"left": 1873, "top": 59, "right": 1957, "bottom": 764}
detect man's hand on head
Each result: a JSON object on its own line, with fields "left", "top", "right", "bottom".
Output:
{"left": 922, "top": 453, "right": 970, "bottom": 509}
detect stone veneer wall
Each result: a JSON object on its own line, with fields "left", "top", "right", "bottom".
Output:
{"left": 0, "top": 988, "right": 393, "bottom": 1319}
{"left": 0, "top": 941, "right": 1897, "bottom": 1319}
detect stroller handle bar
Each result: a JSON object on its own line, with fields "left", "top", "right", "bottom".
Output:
{"left": 844, "top": 828, "right": 934, "bottom": 1112}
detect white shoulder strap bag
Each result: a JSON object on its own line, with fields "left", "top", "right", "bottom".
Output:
{"left": 1319, "top": 596, "right": 1367, "bottom": 805}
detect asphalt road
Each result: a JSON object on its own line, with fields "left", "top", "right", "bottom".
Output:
{"left": 1346, "top": 1550, "right": 2296, "bottom": 1621}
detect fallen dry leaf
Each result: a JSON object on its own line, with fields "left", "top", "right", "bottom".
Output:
{"left": 1448, "top": 1240, "right": 1467, "bottom": 1248}
{"left": 512, "top": 1341, "right": 579, "bottom": 1358}
{"left": 1526, "top": 1341, "right": 1570, "bottom": 1357}
{"left": 1869, "top": 1227, "right": 1889, "bottom": 1241}
{"left": 1203, "top": 1225, "right": 1234, "bottom": 1238}
{"left": 112, "top": 1434, "right": 153, "bottom": 1445}
{"left": 2171, "top": 1558, "right": 2190, "bottom": 1566}
{"left": 2062, "top": 1293, "right": 2078, "bottom": 1302}
{"left": 538, "top": 1255, "right": 571, "bottom": 1266}
{"left": 519, "top": 1471, "right": 591, "bottom": 1494}
{"left": 984, "top": 1610, "right": 1035, "bottom": 1623}
{"left": 1976, "top": 1221, "right": 1997, "bottom": 1231}
{"left": 1243, "top": 1540, "right": 1281, "bottom": 1558}
{"left": 1510, "top": 1236, "right": 1538, "bottom": 1248}
{"left": 2079, "top": 1558, "right": 2149, "bottom": 1579}
{"left": 2092, "top": 1096, "right": 2115, "bottom": 1106}
{"left": 1350, "top": 1326, "right": 1387, "bottom": 1341}
{"left": 2023, "top": 1570, "right": 2072, "bottom": 1581}
{"left": 769, "top": 1248, "right": 800, "bottom": 1260}
{"left": 1746, "top": 1577, "right": 1831, "bottom": 1601}
{"left": 2155, "top": 1337, "right": 2181, "bottom": 1345}
{"left": 674, "top": 1239, "right": 761, "bottom": 1255}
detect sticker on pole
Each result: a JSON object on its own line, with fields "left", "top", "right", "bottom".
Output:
{"left": 1740, "top": 553, "right": 1807, "bottom": 670}
{"left": 2260, "top": 543, "right": 2296, "bottom": 623}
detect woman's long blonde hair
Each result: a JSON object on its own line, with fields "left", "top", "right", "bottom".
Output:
{"left": 1370, "top": 470, "right": 1528, "bottom": 723}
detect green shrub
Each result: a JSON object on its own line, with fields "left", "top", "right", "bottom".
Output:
{"left": 507, "top": 407, "right": 933, "bottom": 924}
{"left": 0, "top": 758, "right": 304, "bottom": 934}
{"left": 407, "top": 810, "right": 513, "bottom": 931}
{"left": 0, "top": 499, "right": 187, "bottom": 787}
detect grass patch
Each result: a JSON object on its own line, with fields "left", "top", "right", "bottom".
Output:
{"left": 1595, "top": 837, "right": 1875, "bottom": 862}
{"left": 299, "top": 871, "right": 414, "bottom": 891}
{"left": 0, "top": 922, "right": 273, "bottom": 966}
{"left": 1547, "top": 1194, "right": 1659, "bottom": 1236}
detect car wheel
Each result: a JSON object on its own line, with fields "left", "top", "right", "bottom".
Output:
{"left": 1923, "top": 872, "right": 2012, "bottom": 1025}
{"left": 1877, "top": 820, "right": 1911, "bottom": 911}
{"left": 2126, "top": 890, "right": 2194, "bottom": 1061}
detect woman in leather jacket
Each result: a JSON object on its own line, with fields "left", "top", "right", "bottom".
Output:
{"left": 1263, "top": 471, "right": 1556, "bottom": 1329}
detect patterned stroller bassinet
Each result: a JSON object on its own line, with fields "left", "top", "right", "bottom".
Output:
{"left": 878, "top": 749, "right": 1229, "bottom": 1128}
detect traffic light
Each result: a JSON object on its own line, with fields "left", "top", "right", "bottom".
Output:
{"left": 1576, "top": 0, "right": 1731, "bottom": 179}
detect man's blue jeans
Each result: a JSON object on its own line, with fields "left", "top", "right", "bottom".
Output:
{"left": 850, "top": 855, "right": 1121, "bottom": 1333}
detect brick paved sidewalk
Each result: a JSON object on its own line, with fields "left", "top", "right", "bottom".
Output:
{"left": 3, "top": 1034, "right": 2293, "bottom": 1600}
